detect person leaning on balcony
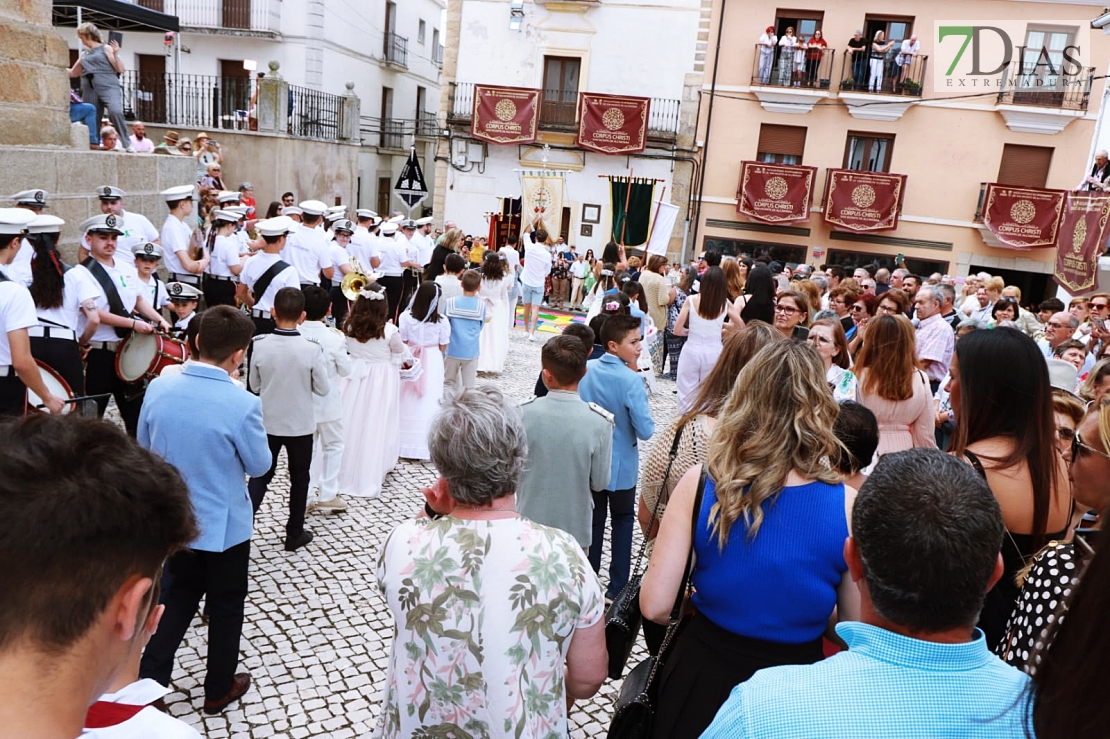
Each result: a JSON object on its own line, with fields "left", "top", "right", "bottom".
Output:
{"left": 757, "top": 26, "right": 777, "bottom": 85}
{"left": 1078, "top": 150, "right": 1110, "bottom": 192}
{"left": 869, "top": 30, "right": 896, "bottom": 92}
{"left": 776, "top": 27, "right": 798, "bottom": 86}
{"left": 846, "top": 30, "right": 868, "bottom": 89}
{"left": 70, "top": 22, "right": 132, "bottom": 151}
{"left": 805, "top": 29, "right": 828, "bottom": 86}
{"left": 895, "top": 34, "right": 921, "bottom": 92}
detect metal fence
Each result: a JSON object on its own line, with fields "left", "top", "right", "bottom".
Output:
{"left": 997, "top": 61, "right": 1093, "bottom": 111}
{"left": 287, "top": 84, "right": 344, "bottom": 140}
{"left": 167, "top": 0, "right": 279, "bottom": 32}
{"left": 121, "top": 71, "right": 254, "bottom": 130}
{"left": 449, "top": 82, "right": 474, "bottom": 122}
{"left": 360, "top": 114, "right": 439, "bottom": 148}
{"left": 750, "top": 43, "right": 836, "bottom": 89}
{"left": 840, "top": 53, "right": 928, "bottom": 95}
{"left": 385, "top": 32, "right": 408, "bottom": 67}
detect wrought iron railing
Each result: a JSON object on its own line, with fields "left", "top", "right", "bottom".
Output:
{"left": 974, "top": 182, "right": 988, "bottom": 222}
{"left": 161, "top": 0, "right": 280, "bottom": 33}
{"left": 750, "top": 43, "right": 835, "bottom": 89}
{"left": 121, "top": 71, "right": 253, "bottom": 130}
{"left": 385, "top": 32, "right": 408, "bottom": 67}
{"left": 997, "top": 60, "right": 1093, "bottom": 111}
{"left": 839, "top": 52, "right": 928, "bottom": 96}
{"left": 360, "top": 115, "right": 439, "bottom": 147}
{"left": 287, "top": 84, "right": 344, "bottom": 140}
{"left": 449, "top": 82, "right": 474, "bottom": 122}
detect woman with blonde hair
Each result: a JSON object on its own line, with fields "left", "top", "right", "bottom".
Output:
{"left": 855, "top": 314, "right": 936, "bottom": 459}
{"left": 641, "top": 340, "right": 859, "bottom": 738}
{"left": 70, "top": 22, "right": 131, "bottom": 150}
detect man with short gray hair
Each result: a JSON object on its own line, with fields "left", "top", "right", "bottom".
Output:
{"left": 935, "top": 282, "right": 962, "bottom": 330}
{"left": 874, "top": 267, "right": 890, "bottom": 295}
{"left": 1079, "top": 149, "right": 1110, "bottom": 191}
{"left": 914, "top": 285, "right": 954, "bottom": 392}
{"left": 703, "top": 448, "right": 1030, "bottom": 739}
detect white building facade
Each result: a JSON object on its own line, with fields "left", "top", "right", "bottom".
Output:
{"left": 435, "top": 0, "right": 708, "bottom": 256}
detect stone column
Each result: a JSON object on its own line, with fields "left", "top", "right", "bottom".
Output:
{"left": 0, "top": 0, "right": 73, "bottom": 146}
{"left": 339, "top": 81, "right": 360, "bottom": 143}
{"left": 256, "top": 60, "right": 288, "bottom": 135}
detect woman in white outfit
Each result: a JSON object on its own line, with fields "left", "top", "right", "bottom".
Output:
{"left": 398, "top": 282, "right": 451, "bottom": 460}
{"left": 477, "top": 251, "right": 510, "bottom": 372}
{"left": 758, "top": 26, "right": 777, "bottom": 84}
{"left": 869, "top": 30, "right": 895, "bottom": 92}
{"left": 673, "top": 267, "right": 739, "bottom": 413}
{"left": 776, "top": 27, "right": 797, "bottom": 86}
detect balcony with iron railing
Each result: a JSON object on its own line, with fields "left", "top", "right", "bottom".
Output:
{"left": 838, "top": 51, "right": 928, "bottom": 96}
{"left": 750, "top": 43, "right": 835, "bottom": 90}
{"left": 385, "top": 32, "right": 408, "bottom": 68}
{"left": 360, "top": 114, "right": 438, "bottom": 149}
{"left": 140, "top": 0, "right": 280, "bottom": 34}
{"left": 432, "top": 45, "right": 444, "bottom": 68}
{"left": 996, "top": 60, "right": 1094, "bottom": 111}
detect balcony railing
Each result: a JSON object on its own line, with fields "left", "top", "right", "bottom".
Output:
{"left": 433, "top": 45, "right": 444, "bottom": 68}
{"left": 974, "top": 181, "right": 988, "bottom": 222}
{"left": 385, "top": 32, "right": 408, "bottom": 68}
{"left": 839, "top": 52, "right": 928, "bottom": 96}
{"left": 417, "top": 112, "right": 438, "bottom": 138}
{"left": 360, "top": 115, "right": 438, "bottom": 148}
{"left": 449, "top": 82, "right": 474, "bottom": 122}
{"left": 287, "top": 84, "right": 344, "bottom": 141}
{"left": 540, "top": 89, "right": 578, "bottom": 128}
{"left": 122, "top": 71, "right": 254, "bottom": 130}
{"left": 997, "top": 60, "right": 1093, "bottom": 111}
{"left": 750, "top": 43, "right": 835, "bottom": 89}
{"left": 154, "top": 0, "right": 280, "bottom": 33}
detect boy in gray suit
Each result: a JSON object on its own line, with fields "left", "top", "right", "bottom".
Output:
{"left": 517, "top": 334, "right": 613, "bottom": 548}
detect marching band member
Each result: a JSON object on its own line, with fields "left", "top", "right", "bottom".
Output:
{"left": 376, "top": 221, "right": 419, "bottom": 322}
{"left": 237, "top": 215, "right": 300, "bottom": 337}
{"left": 413, "top": 216, "right": 435, "bottom": 271}
{"left": 166, "top": 282, "right": 202, "bottom": 338}
{"left": 7, "top": 188, "right": 50, "bottom": 286}
{"left": 204, "top": 209, "right": 246, "bottom": 307}
{"left": 78, "top": 186, "right": 160, "bottom": 268}
{"left": 326, "top": 219, "right": 356, "bottom": 326}
{"left": 81, "top": 213, "right": 171, "bottom": 435}
{"left": 27, "top": 214, "right": 99, "bottom": 395}
{"left": 160, "top": 184, "right": 209, "bottom": 288}
{"left": 132, "top": 242, "right": 170, "bottom": 319}
{"left": 0, "top": 209, "right": 64, "bottom": 415}
{"left": 283, "top": 200, "right": 332, "bottom": 288}
{"left": 397, "top": 219, "right": 422, "bottom": 316}
{"left": 351, "top": 210, "right": 382, "bottom": 271}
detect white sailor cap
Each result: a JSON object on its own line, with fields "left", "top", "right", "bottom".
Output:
{"left": 324, "top": 211, "right": 346, "bottom": 223}
{"left": 326, "top": 204, "right": 347, "bottom": 214}
{"left": 356, "top": 209, "right": 377, "bottom": 220}
{"left": 96, "top": 185, "right": 126, "bottom": 201}
{"left": 0, "top": 208, "right": 36, "bottom": 235}
{"left": 166, "top": 281, "right": 203, "bottom": 301}
{"left": 216, "top": 191, "right": 241, "bottom": 204}
{"left": 258, "top": 215, "right": 295, "bottom": 237}
{"left": 11, "top": 189, "right": 49, "bottom": 208}
{"left": 81, "top": 213, "right": 125, "bottom": 235}
{"left": 281, "top": 205, "right": 303, "bottom": 217}
{"left": 415, "top": 216, "right": 433, "bottom": 227}
{"left": 161, "top": 185, "right": 195, "bottom": 202}
{"left": 224, "top": 205, "right": 249, "bottom": 217}
{"left": 212, "top": 209, "right": 241, "bottom": 223}
{"left": 388, "top": 214, "right": 405, "bottom": 224}
{"left": 27, "top": 214, "right": 64, "bottom": 234}
{"left": 132, "top": 241, "right": 164, "bottom": 259}
{"left": 299, "top": 200, "right": 328, "bottom": 216}
{"left": 379, "top": 222, "right": 398, "bottom": 235}
{"left": 400, "top": 218, "right": 417, "bottom": 230}
{"left": 332, "top": 219, "right": 355, "bottom": 233}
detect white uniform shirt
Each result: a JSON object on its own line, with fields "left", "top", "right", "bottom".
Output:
{"left": 414, "top": 231, "right": 435, "bottom": 267}
{"left": 209, "top": 234, "right": 241, "bottom": 279}
{"left": 36, "top": 265, "right": 100, "bottom": 331}
{"left": 160, "top": 215, "right": 194, "bottom": 276}
{"left": 7, "top": 238, "right": 33, "bottom": 286}
{"left": 174, "top": 310, "right": 196, "bottom": 333}
{"left": 298, "top": 320, "right": 351, "bottom": 423}
{"left": 377, "top": 235, "right": 407, "bottom": 276}
{"left": 350, "top": 227, "right": 381, "bottom": 269}
{"left": 240, "top": 252, "right": 300, "bottom": 312}
{"left": 80, "top": 679, "right": 201, "bottom": 739}
{"left": 283, "top": 223, "right": 331, "bottom": 284}
{"left": 236, "top": 228, "right": 250, "bottom": 255}
{"left": 0, "top": 280, "right": 38, "bottom": 365}
{"left": 521, "top": 242, "right": 553, "bottom": 288}
{"left": 500, "top": 246, "right": 521, "bottom": 278}
{"left": 86, "top": 258, "right": 141, "bottom": 343}
{"left": 80, "top": 210, "right": 160, "bottom": 269}
{"left": 328, "top": 242, "right": 350, "bottom": 284}
{"left": 135, "top": 274, "right": 169, "bottom": 310}
{"left": 396, "top": 233, "right": 421, "bottom": 269}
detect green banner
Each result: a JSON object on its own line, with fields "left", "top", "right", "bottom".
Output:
{"left": 610, "top": 178, "right": 655, "bottom": 247}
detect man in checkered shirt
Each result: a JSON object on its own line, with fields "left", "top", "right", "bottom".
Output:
{"left": 913, "top": 285, "right": 954, "bottom": 394}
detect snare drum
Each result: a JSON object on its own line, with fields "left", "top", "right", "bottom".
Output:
{"left": 25, "top": 360, "right": 75, "bottom": 414}
{"left": 115, "top": 332, "right": 187, "bottom": 383}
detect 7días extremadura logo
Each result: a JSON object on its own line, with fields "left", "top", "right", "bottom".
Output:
{"left": 933, "top": 21, "right": 1090, "bottom": 89}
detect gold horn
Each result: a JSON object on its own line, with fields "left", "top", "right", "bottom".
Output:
{"left": 341, "top": 271, "right": 369, "bottom": 301}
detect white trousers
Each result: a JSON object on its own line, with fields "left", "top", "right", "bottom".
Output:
{"left": 309, "top": 418, "right": 344, "bottom": 502}
{"left": 869, "top": 58, "right": 885, "bottom": 92}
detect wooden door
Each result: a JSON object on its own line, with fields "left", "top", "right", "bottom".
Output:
{"left": 223, "top": 0, "right": 250, "bottom": 30}
{"left": 219, "top": 59, "right": 251, "bottom": 128}
{"left": 136, "top": 54, "right": 166, "bottom": 124}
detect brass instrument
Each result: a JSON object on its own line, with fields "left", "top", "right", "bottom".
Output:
{"left": 341, "top": 257, "right": 372, "bottom": 301}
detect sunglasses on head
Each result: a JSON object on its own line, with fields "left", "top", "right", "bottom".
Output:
{"left": 1073, "top": 431, "right": 1110, "bottom": 462}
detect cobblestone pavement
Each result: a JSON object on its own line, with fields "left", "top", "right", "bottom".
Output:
{"left": 151, "top": 324, "right": 678, "bottom": 738}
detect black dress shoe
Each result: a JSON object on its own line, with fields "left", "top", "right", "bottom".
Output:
{"left": 284, "top": 530, "right": 314, "bottom": 552}
{"left": 203, "top": 672, "right": 251, "bottom": 715}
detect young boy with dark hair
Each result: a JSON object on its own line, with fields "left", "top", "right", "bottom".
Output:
{"left": 298, "top": 285, "right": 352, "bottom": 513}
{"left": 518, "top": 334, "right": 613, "bottom": 548}
{"left": 247, "top": 287, "right": 331, "bottom": 552}
{"left": 578, "top": 314, "right": 655, "bottom": 599}
{"left": 442, "top": 270, "right": 489, "bottom": 396}
{"left": 0, "top": 414, "right": 197, "bottom": 738}
{"left": 533, "top": 322, "right": 595, "bottom": 398}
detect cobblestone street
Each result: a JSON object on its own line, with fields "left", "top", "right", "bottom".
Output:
{"left": 156, "top": 325, "right": 678, "bottom": 738}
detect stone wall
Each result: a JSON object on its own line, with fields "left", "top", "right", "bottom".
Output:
{"left": 0, "top": 147, "right": 197, "bottom": 260}
{"left": 0, "top": 0, "right": 72, "bottom": 146}
{"left": 143, "top": 124, "right": 362, "bottom": 213}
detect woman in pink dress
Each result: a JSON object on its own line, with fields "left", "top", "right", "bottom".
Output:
{"left": 854, "top": 314, "right": 936, "bottom": 462}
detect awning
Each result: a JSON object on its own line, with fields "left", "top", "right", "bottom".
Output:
{"left": 53, "top": 0, "right": 179, "bottom": 33}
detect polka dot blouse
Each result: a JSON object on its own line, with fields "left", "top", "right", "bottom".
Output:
{"left": 997, "top": 540, "right": 1080, "bottom": 675}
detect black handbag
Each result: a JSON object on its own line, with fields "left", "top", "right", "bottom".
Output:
{"left": 608, "top": 466, "right": 707, "bottom": 739}
{"left": 605, "top": 424, "right": 686, "bottom": 680}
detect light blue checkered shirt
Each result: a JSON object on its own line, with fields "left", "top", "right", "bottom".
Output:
{"left": 701, "top": 621, "right": 1031, "bottom": 739}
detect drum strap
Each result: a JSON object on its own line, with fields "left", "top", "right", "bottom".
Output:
{"left": 81, "top": 258, "right": 131, "bottom": 338}
{"left": 0, "top": 270, "right": 8, "bottom": 283}
{"left": 252, "top": 259, "right": 292, "bottom": 304}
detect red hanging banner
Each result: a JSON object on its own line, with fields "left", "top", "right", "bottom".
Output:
{"left": 576, "top": 94, "right": 650, "bottom": 155}
{"left": 822, "top": 169, "right": 907, "bottom": 232}
{"left": 1054, "top": 193, "right": 1110, "bottom": 293}
{"left": 980, "top": 183, "right": 1066, "bottom": 249}
{"left": 471, "top": 85, "right": 540, "bottom": 145}
{"left": 736, "top": 161, "right": 818, "bottom": 224}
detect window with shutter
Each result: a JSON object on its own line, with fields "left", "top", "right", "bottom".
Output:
{"left": 757, "top": 124, "right": 807, "bottom": 164}
{"left": 996, "top": 144, "right": 1053, "bottom": 188}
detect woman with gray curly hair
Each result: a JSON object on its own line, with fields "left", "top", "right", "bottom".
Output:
{"left": 375, "top": 387, "right": 607, "bottom": 738}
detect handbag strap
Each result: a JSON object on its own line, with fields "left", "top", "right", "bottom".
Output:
{"left": 630, "top": 423, "right": 686, "bottom": 578}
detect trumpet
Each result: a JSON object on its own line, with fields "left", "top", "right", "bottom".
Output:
{"left": 341, "top": 257, "right": 373, "bottom": 301}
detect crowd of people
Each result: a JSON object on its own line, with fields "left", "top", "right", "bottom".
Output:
{"left": 5, "top": 168, "right": 1110, "bottom": 739}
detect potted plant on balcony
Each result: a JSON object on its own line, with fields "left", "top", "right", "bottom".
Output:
{"left": 819, "top": 78, "right": 831, "bottom": 89}
{"left": 841, "top": 78, "right": 856, "bottom": 91}
{"left": 902, "top": 79, "right": 922, "bottom": 96}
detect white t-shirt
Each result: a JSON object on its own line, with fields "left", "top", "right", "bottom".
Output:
{"left": 114, "top": 211, "right": 160, "bottom": 269}
{"left": 350, "top": 227, "right": 381, "bottom": 269}
{"left": 239, "top": 252, "right": 300, "bottom": 311}
{"left": 80, "top": 678, "right": 201, "bottom": 739}
{"left": 570, "top": 259, "right": 588, "bottom": 279}
{"left": 282, "top": 224, "right": 331, "bottom": 284}
{"left": 209, "top": 234, "right": 241, "bottom": 278}
{"left": 85, "top": 258, "right": 141, "bottom": 343}
{"left": 414, "top": 232, "right": 435, "bottom": 267}
{"left": 0, "top": 280, "right": 38, "bottom": 364}
{"left": 328, "top": 242, "right": 350, "bottom": 283}
{"left": 500, "top": 246, "right": 521, "bottom": 277}
{"left": 35, "top": 265, "right": 100, "bottom": 332}
{"left": 7, "top": 238, "right": 33, "bottom": 287}
{"left": 134, "top": 274, "right": 168, "bottom": 311}
{"left": 160, "top": 215, "right": 194, "bottom": 276}
{"left": 520, "top": 242, "right": 553, "bottom": 288}
{"left": 377, "top": 236, "right": 408, "bottom": 276}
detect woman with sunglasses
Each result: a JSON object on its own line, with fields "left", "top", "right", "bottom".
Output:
{"left": 947, "top": 327, "right": 1072, "bottom": 651}
{"left": 846, "top": 293, "right": 878, "bottom": 357}
{"left": 771, "top": 290, "right": 809, "bottom": 340}
{"left": 999, "top": 398, "right": 1110, "bottom": 675}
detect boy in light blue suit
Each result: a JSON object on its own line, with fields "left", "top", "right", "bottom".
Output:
{"left": 578, "top": 314, "right": 655, "bottom": 599}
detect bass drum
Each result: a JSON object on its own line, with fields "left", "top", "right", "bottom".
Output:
{"left": 25, "top": 360, "right": 75, "bottom": 414}
{"left": 115, "top": 331, "right": 187, "bottom": 383}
